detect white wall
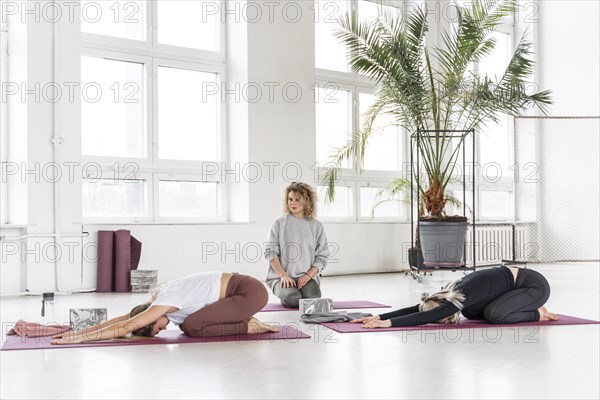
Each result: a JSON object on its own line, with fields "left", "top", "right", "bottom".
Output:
{"left": 535, "top": 0, "right": 600, "bottom": 260}
{"left": 538, "top": 1, "right": 600, "bottom": 116}
{"left": 79, "top": 222, "right": 410, "bottom": 287}
{"left": 1, "top": 1, "right": 82, "bottom": 294}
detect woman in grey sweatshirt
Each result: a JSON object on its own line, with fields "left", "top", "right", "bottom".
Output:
{"left": 264, "top": 182, "right": 329, "bottom": 308}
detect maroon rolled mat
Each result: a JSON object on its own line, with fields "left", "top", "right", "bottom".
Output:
{"left": 96, "top": 231, "right": 115, "bottom": 293}
{"left": 96, "top": 230, "right": 143, "bottom": 293}
{"left": 114, "top": 230, "right": 132, "bottom": 293}
{"left": 1, "top": 325, "right": 310, "bottom": 351}
{"left": 321, "top": 314, "right": 600, "bottom": 333}
{"left": 260, "top": 300, "right": 391, "bottom": 312}
{"left": 130, "top": 235, "right": 142, "bottom": 270}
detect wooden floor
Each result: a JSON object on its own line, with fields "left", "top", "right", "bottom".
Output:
{"left": 1, "top": 263, "right": 598, "bottom": 399}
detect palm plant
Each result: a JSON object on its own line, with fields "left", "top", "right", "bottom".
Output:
{"left": 322, "top": 0, "right": 552, "bottom": 220}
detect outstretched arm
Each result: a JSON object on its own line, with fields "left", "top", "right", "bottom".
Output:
{"left": 355, "top": 303, "right": 461, "bottom": 328}
{"left": 351, "top": 305, "right": 421, "bottom": 326}
{"left": 379, "top": 305, "right": 421, "bottom": 320}
{"left": 385, "top": 303, "right": 460, "bottom": 327}
{"left": 52, "top": 313, "right": 131, "bottom": 339}
{"left": 53, "top": 305, "right": 174, "bottom": 344}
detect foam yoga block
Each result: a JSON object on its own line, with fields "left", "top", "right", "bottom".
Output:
{"left": 69, "top": 309, "right": 108, "bottom": 331}
{"left": 261, "top": 300, "right": 391, "bottom": 312}
{"left": 1, "top": 325, "right": 310, "bottom": 351}
{"left": 299, "top": 298, "right": 333, "bottom": 315}
{"left": 320, "top": 314, "right": 600, "bottom": 333}
{"left": 131, "top": 270, "right": 158, "bottom": 293}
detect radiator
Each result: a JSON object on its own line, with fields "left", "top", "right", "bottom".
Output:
{"left": 465, "top": 224, "right": 527, "bottom": 265}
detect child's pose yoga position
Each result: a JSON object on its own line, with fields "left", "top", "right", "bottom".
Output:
{"left": 352, "top": 266, "right": 558, "bottom": 328}
{"left": 54, "top": 272, "right": 277, "bottom": 344}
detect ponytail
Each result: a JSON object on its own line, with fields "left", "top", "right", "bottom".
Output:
{"left": 148, "top": 284, "right": 162, "bottom": 303}
{"left": 419, "top": 279, "right": 465, "bottom": 324}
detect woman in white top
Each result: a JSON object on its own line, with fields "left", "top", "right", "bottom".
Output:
{"left": 53, "top": 272, "right": 277, "bottom": 344}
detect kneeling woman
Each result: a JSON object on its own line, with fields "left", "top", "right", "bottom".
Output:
{"left": 352, "top": 266, "right": 558, "bottom": 329}
{"left": 54, "top": 272, "right": 276, "bottom": 344}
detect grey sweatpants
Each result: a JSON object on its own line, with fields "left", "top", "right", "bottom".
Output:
{"left": 273, "top": 279, "right": 321, "bottom": 308}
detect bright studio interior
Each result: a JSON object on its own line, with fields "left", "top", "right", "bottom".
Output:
{"left": 0, "top": 1, "right": 598, "bottom": 399}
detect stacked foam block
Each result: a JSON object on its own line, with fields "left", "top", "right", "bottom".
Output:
{"left": 130, "top": 270, "right": 158, "bottom": 293}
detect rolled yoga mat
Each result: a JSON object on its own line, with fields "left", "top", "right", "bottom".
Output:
{"left": 96, "top": 231, "right": 114, "bottom": 293}
{"left": 97, "top": 230, "right": 143, "bottom": 293}
{"left": 1, "top": 325, "right": 309, "bottom": 351}
{"left": 320, "top": 314, "right": 600, "bottom": 333}
{"left": 261, "top": 300, "right": 391, "bottom": 312}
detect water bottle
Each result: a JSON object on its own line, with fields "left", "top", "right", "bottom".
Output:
{"left": 41, "top": 292, "right": 55, "bottom": 325}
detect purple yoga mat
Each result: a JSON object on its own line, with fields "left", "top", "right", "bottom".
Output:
{"left": 260, "top": 300, "right": 391, "bottom": 312}
{"left": 321, "top": 314, "right": 600, "bottom": 333}
{"left": 1, "top": 325, "right": 309, "bottom": 351}
{"left": 96, "top": 231, "right": 114, "bottom": 293}
{"left": 97, "top": 230, "right": 142, "bottom": 293}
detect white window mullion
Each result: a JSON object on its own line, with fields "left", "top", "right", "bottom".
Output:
{"left": 152, "top": 172, "right": 159, "bottom": 223}
{"left": 150, "top": 57, "right": 159, "bottom": 169}
{"left": 149, "top": 0, "right": 157, "bottom": 48}
{"left": 0, "top": 18, "right": 7, "bottom": 224}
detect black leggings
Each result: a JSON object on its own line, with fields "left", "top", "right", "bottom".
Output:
{"left": 481, "top": 269, "right": 551, "bottom": 324}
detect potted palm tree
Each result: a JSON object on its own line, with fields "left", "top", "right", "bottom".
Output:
{"left": 322, "top": 0, "right": 552, "bottom": 266}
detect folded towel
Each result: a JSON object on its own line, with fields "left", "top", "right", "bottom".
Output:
{"left": 7, "top": 319, "right": 70, "bottom": 337}
{"left": 300, "top": 312, "right": 372, "bottom": 324}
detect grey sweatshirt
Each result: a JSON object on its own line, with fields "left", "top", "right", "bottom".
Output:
{"left": 264, "top": 214, "right": 329, "bottom": 289}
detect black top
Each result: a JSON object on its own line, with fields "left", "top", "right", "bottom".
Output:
{"left": 379, "top": 267, "right": 515, "bottom": 327}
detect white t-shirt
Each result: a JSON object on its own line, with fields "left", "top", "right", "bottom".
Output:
{"left": 151, "top": 271, "right": 222, "bottom": 325}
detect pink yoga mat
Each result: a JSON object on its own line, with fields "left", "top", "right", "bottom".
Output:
{"left": 261, "top": 300, "right": 391, "bottom": 312}
{"left": 321, "top": 314, "right": 600, "bottom": 333}
{"left": 1, "top": 325, "right": 309, "bottom": 351}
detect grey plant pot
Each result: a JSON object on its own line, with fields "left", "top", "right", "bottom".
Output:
{"left": 419, "top": 221, "right": 468, "bottom": 267}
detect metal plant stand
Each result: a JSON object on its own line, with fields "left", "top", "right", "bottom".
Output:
{"left": 408, "top": 129, "right": 523, "bottom": 282}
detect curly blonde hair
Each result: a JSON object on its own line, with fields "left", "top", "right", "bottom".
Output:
{"left": 283, "top": 182, "right": 317, "bottom": 219}
{"left": 419, "top": 279, "right": 466, "bottom": 324}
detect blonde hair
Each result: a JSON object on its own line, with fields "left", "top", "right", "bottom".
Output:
{"left": 283, "top": 182, "right": 317, "bottom": 219}
{"left": 129, "top": 303, "right": 154, "bottom": 337}
{"left": 419, "top": 279, "right": 466, "bottom": 324}
{"left": 129, "top": 284, "right": 162, "bottom": 337}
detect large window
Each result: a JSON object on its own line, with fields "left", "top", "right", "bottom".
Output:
{"left": 315, "top": 1, "right": 517, "bottom": 222}
{"left": 81, "top": 1, "right": 226, "bottom": 222}
{"left": 315, "top": 0, "right": 405, "bottom": 221}
{"left": 472, "top": 29, "right": 515, "bottom": 221}
{"left": 0, "top": 0, "right": 8, "bottom": 224}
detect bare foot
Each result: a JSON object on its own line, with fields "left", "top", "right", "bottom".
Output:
{"left": 538, "top": 306, "right": 558, "bottom": 321}
{"left": 247, "top": 317, "right": 279, "bottom": 334}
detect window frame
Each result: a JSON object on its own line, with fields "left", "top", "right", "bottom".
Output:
{"left": 81, "top": 169, "right": 154, "bottom": 224}
{"left": 357, "top": 180, "right": 407, "bottom": 221}
{"left": 314, "top": 0, "right": 410, "bottom": 222}
{"left": 80, "top": 0, "right": 228, "bottom": 223}
{"left": 315, "top": 180, "right": 355, "bottom": 222}
{"left": 153, "top": 173, "right": 225, "bottom": 223}
{"left": 472, "top": 25, "right": 516, "bottom": 222}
